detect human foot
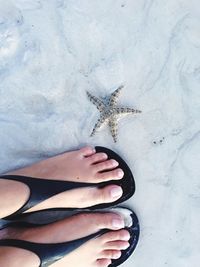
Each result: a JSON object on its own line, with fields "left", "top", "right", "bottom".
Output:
{"left": 0, "top": 211, "right": 132, "bottom": 267}
{"left": 7, "top": 146, "right": 124, "bottom": 183}
{"left": 0, "top": 146, "right": 125, "bottom": 218}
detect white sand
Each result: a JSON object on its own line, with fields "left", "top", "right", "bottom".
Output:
{"left": 0, "top": 1, "right": 200, "bottom": 266}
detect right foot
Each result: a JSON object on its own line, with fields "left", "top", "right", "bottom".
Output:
{"left": 0, "top": 212, "right": 131, "bottom": 267}
{"left": 0, "top": 146, "right": 124, "bottom": 218}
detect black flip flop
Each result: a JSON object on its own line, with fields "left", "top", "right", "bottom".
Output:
{"left": 0, "top": 207, "right": 140, "bottom": 267}
{"left": 0, "top": 146, "right": 135, "bottom": 223}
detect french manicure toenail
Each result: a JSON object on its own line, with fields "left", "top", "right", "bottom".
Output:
{"left": 110, "top": 187, "right": 123, "bottom": 198}
{"left": 112, "top": 218, "right": 125, "bottom": 229}
{"left": 117, "top": 169, "right": 124, "bottom": 178}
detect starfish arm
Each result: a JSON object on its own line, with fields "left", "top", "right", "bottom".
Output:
{"left": 109, "top": 85, "right": 124, "bottom": 107}
{"left": 108, "top": 116, "right": 118, "bottom": 143}
{"left": 87, "top": 91, "right": 105, "bottom": 111}
{"left": 90, "top": 116, "right": 107, "bottom": 137}
{"left": 115, "top": 107, "right": 142, "bottom": 115}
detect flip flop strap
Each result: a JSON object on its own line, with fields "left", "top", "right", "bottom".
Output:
{"left": 0, "top": 231, "right": 105, "bottom": 267}
{"left": 0, "top": 175, "right": 95, "bottom": 220}
{"left": 0, "top": 219, "right": 11, "bottom": 230}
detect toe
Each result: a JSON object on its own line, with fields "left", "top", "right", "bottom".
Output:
{"left": 100, "top": 250, "right": 121, "bottom": 259}
{"left": 88, "top": 212, "right": 125, "bottom": 230}
{"left": 93, "top": 159, "right": 119, "bottom": 172}
{"left": 96, "top": 258, "right": 112, "bottom": 267}
{"left": 96, "top": 168, "right": 124, "bottom": 181}
{"left": 100, "top": 230, "right": 130, "bottom": 243}
{"left": 104, "top": 241, "right": 130, "bottom": 250}
{"left": 95, "top": 185, "right": 123, "bottom": 203}
{"left": 76, "top": 185, "right": 123, "bottom": 208}
{"left": 67, "top": 212, "right": 125, "bottom": 239}
{"left": 80, "top": 146, "right": 96, "bottom": 157}
{"left": 88, "top": 153, "right": 108, "bottom": 164}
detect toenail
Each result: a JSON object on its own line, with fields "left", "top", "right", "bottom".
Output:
{"left": 114, "top": 251, "right": 122, "bottom": 259}
{"left": 110, "top": 186, "right": 123, "bottom": 198}
{"left": 111, "top": 159, "right": 119, "bottom": 166}
{"left": 92, "top": 148, "right": 96, "bottom": 153}
{"left": 121, "top": 242, "right": 130, "bottom": 250}
{"left": 122, "top": 232, "right": 131, "bottom": 241}
{"left": 112, "top": 218, "right": 125, "bottom": 229}
{"left": 102, "top": 153, "right": 108, "bottom": 158}
{"left": 125, "top": 242, "right": 130, "bottom": 248}
{"left": 117, "top": 169, "right": 124, "bottom": 178}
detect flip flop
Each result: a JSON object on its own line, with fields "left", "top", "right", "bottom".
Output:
{"left": 0, "top": 146, "right": 135, "bottom": 222}
{"left": 0, "top": 207, "right": 140, "bottom": 267}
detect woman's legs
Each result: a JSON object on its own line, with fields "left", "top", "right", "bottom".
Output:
{"left": 0, "top": 146, "right": 124, "bottom": 218}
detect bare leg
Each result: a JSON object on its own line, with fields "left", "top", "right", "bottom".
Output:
{"left": 0, "top": 179, "right": 29, "bottom": 218}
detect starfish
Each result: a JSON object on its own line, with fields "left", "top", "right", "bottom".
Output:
{"left": 87, "top": 85, "right": 142, "bottom": 142}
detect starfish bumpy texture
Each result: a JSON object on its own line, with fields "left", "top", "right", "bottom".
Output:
{"left": 87, "top": 85, "right": 142, "bottom": 142}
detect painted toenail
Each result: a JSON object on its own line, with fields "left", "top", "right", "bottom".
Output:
{"left": 110, "top": 186, "right": 123, "bottom": 198}
{"left": 112, "top": 218, "right": 125, "bottom": 229}
{"left": 117, "top": 169, "right": 124, "bottom": 178}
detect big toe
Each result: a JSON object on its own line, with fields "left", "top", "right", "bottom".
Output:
{"left": 86, "top": 185, "right": 123, "bottom": 208}
{"left": 80, "top": 146, "right": 96, "bottom": 157}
